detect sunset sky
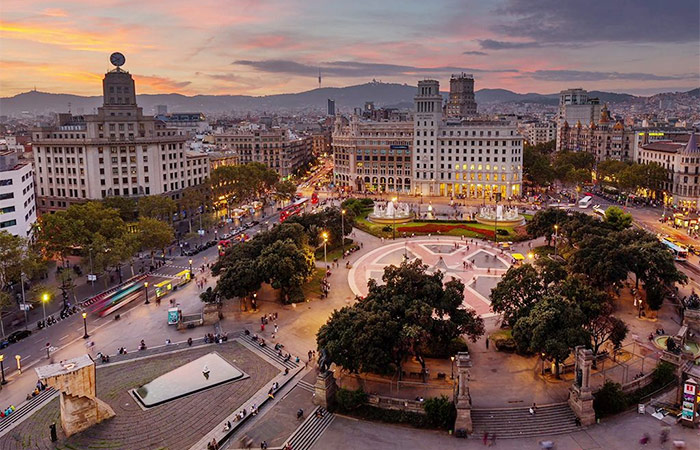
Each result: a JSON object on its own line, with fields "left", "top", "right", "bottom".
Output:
{"left": 1, "top": 0, "right": 698, "bottom": 97}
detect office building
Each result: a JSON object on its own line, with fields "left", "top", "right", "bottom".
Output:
{"left": 523, "top": 121, "right": 556, "bottom": 146}
{"left": 413, "top": 80, "right": 522, "bottom": 198}
{"left": 637, "top": 133, "right": 700, "bottom": 210}
{"left": 213, "top": 128, "right": 313, "bottom": 178}
{"left": 332, "top": 115, "right": 414, "bottom": 193}
{"left": 155, "top": 112, "right": 211, "bottom": 135}
{"left": 0, "top": 151, "right": 36, "bottom": 238}
{"left": 327, "top": 99, "right": 336, "bottom": 116}
{"left": 32, "top": 55, "right": 209, "bottom": 213}
{"left": 446, "top": 73, "right": 477, "bottom": 118}
{"left": 556, "top": 89, "right": 601, "bottom": 151}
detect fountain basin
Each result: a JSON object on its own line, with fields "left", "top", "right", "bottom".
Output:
{"left": 368, "top": 201, "right": 414, "bottom": 224}
{"left": 475, "top": 205, "right": 525, "bottom": 227}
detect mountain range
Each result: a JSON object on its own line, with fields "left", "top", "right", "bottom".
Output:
{"left": 1, "top": 82, "right": 697, "bottom": 116}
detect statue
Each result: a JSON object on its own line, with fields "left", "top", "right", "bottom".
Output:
{"left": 318, "top": 348, "right": 331, "bottom": 373}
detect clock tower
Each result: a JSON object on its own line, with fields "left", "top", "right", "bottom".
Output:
{"left": 103, "top": 52, "right": 136, "bottom": 107}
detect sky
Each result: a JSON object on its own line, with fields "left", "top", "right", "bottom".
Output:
{"left": 1, "top": 0, "right": 699, "bottom": 97}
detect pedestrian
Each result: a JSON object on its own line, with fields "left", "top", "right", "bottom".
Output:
{"left": 274, "top": 324, "right": 279, "bottom": 334}
{"left": 485, "top": 338, "right": 489, "bottom": 350}
{"left": 483, "top": 432, "right": 488, "bottom": 445}
{"left": 489, "top": 433, "right": 496, "bottom": 447}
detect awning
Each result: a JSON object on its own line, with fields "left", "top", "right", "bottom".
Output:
{"left": 512, "top": 253, "right": 525, "bottom": 261}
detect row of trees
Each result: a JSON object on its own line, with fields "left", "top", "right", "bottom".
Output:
{"left": 210, "top": 162, "right": 297, "bottom": 207}
{"left": 523, "top": 140, "right": 667, "bottom": 197}
{"left": 317, "top": 260, "right": 485, "bottom": 380}
{"left": 36, "top": 201, "right": 174, "bottom": 283}
{"left": 490, "top": 207, "right": 686, "bottom": 375}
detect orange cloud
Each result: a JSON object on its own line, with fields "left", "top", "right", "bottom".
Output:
{"left": 0, "top": 19, "right": 145, "bottom": 52}
{"left": 132, "top": 75, "right": 192, "bottom": 94}
{"left": 41, "top": 8, "right": 68, "bottom": 17}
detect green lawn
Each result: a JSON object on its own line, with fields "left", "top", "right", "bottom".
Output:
{"left": 301, "top": 267, "right": 327, "bottom": 300}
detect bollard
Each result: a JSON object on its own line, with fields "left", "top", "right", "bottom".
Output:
{"left": 50, "top": 423, "right": 57, "bottom": 442}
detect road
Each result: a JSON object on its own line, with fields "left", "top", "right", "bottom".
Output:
{"left": 0, "top": 207, "right": 284, "bottom": 407}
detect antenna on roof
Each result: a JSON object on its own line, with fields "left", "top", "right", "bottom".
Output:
{"left": 318, "top": 68, "right": 322, "bottom": 89}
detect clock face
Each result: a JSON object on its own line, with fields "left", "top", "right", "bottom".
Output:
{"left": 110, "top": 52, "right": 126, "bottom": 67}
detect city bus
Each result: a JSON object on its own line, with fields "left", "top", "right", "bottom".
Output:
{"left": 280, "top": 197, "right": 308, "bottom": 222}
{"left": 660, "top": 237, "right": 689, "bottom": 262}
{"left": 578, "top": 195, "right": 593, "bottom": 209}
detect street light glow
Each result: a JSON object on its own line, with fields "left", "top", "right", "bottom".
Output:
{"left": 82, "top": 312, "right": 87, "bottom": 319}
{"left": 42, "top": 293, "right": 49, "bottom": 302}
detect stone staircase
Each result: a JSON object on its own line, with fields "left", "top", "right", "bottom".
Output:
{"left": 296, "top": 380, "right": 315, "bottom": 393}
{"left": 471, "top": 403, "right": 580, "bottom": 439}
{"left": 0, "top": 388, "right": 58, "bottom": 437}
{"left": 284, "top": 406, "right": 335, "bottom": 450}
{"left": 237, "top": 333, "right": 300, "bottom": 370}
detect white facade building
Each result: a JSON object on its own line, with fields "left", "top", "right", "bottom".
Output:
{"left": 32, "top": 58, "right": 209, "bottom": 213}
{"left": 0, "top": 152, "right": 36, "bottom": 238}
{"left": 523, "top": 121, "right": 556, "bottom": 146}
{"left": 413, "top": 80, "right": 522, "bottom": 198}
{"left": 556, "top": 88, "right": 601, "bottom": 151}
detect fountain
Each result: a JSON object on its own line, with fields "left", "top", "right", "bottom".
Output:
{"left": 475, "top": 204, "right": 525, "bottom": 227}
{"left": 367, "top": 201, "right": 414, "bottom": 224}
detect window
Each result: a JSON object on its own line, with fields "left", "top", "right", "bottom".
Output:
{"left": 0, "top": 206, "right": 15, "bottom": 214}
{"left": 0, "top": 193, "right": 14, "bottom": 201}
{"left": 0, "top": 179, "right": 12, "bottom": 186}
{"left": 0, "top": 219, "right": 17, "bottom": 229}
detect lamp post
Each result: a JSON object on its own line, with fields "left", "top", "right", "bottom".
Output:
{"left": 20, "top": 272, "right": 27, "bottom": 330}
{"left": 189, "top": 259, "right": 193, "bottom": 274}
{"left": 553, "top": 224, "right": 559, "bottom": 256}
{"left": 341, "top": 209, "right": 346, "bottom": 257}
{"left": 15, "top": 355, "right": 21, "bottom": 374}
{"left": 391, "top": 196, "right": 397, "bottom": 240}
{"left": 82, "top": 312, "right": 89, "bottom": 339}
{"left": 144, "top": 282, "right": 150, "bottom": 304}
{"left": 450, "top": 355, "right": 455, "bottom": 380}
{"left": 527, "top": 252, "right": 534, "bottom": 262}
{"left": 0, "top": 354, "right": 6, "bottom": 385}
{"left": 322, "top": 232, "right": 328, "bottom": 267}
{"left": 41, "top": 293, "right": 49, "bottom": 323}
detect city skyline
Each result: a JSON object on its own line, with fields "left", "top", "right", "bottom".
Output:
{"left": 1, "top": 0, "right": 699, "bottom": 97}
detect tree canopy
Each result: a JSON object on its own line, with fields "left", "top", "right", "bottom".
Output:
{"left": 317, "top": 260, "right": 484, "bottom": 378}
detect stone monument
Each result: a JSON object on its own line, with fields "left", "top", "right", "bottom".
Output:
{"left": 453, "top": 351, "right": 473, "bottom": 434}
{"left": 35, "top": 355, "right": 115, "bottom": 437}
{"left": 313, "top": 348, "right": 337, "bottom": 409}
{"left": 567, "top": 346, "right": 595, "bottom": 426}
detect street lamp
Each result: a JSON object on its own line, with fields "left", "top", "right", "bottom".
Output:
{"left": 527, "top": 252, "right": 534, "bottom": 261}
{"left": 82, "top": 312, "right": 89, "bottom": 339}
{"left": 391, "top": 196, "right": 398, "bottom": 240}
{"left": 450, "top": 355, "right": 455, "bottom": 380}
{"left": 0, "top": 354, "right": 6, "bottom": 385}
{"left": 15, "top": 355, "right": 21, "bottom": 374}
{"left": 41, "top": 293, "right": 49, "bottom": 323}
{"left": 144, "top": 281, "right": 150, "bottom": 304}
{"left": 553, "top": 224, "right": 559, "bottom": 256}
{"left": 322, "top": 232, "right": 329, "bottom": 267}
{"left": 189, "top": 259, "right": 193, "bottom": 274}
{"left": 341, "top": 209, "right": 346, "bottom": 257}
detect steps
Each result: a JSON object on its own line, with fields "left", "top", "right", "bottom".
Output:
{"left": 285, "top": 406, "right": 335, "bottom": 450}
{"left": 237, "top": 333, "right": 300, "bottom": 370}
{"left": 0, "top": 388, "right": 58, "bottom": 437}
{"left": 471, "top": 403, "right": 580, "bottom": 439}
{"left": 296, "top": 380, "right": 315, "bottom": 393}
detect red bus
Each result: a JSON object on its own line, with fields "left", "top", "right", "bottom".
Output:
{"left": 280, "top": 198, "right": 308, "bottom": 222}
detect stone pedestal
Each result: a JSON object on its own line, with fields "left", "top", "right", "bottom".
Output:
{"left": 453, "top": 351, "right": 473, "bottom": 434}
{"left": 35, "top": 355, "right": 115, "bottom": 437}
{"left": 313, "top": 371, "right": 337, "bottom": 409}
{"left": 568, "top": 346, "right": 595, "bottom": 426}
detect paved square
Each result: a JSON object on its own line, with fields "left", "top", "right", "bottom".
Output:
{"left": 1, "top": 341, "right": 278, "bottom": 450}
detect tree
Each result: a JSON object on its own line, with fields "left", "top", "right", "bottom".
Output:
{"left": 287, "top": 208, "right": 354, "bottom": 248}
{"left": 526, "top": 208, "right": 570, "bottom": 246}
{"left": 258, "top": 238, "right": 314, "bottom": 302}
{"left": 523, "top": 143, "right": 555, "bottom": 186}
{"left": 274, "top": 180, "right": 298, "bottom": 203}
{"left": 604, "top": 206, "right": 632, "bottom": 231}
{"left": 490, "top": 264, "right": 546, "bottom": 326}
{"left": 102, "top": 197, "right": 137, "bottom": 222}
{"left": 596, "top": 160, "right": 628, "bottom": 187}
{"left": 0, "top": 291, "right": 13, "bottom": 338}
{"left": 588, "top": 315, "right": 628, "bottom": 359}
{"left": 534, "top": 257, "right": 568, "bottom": 286}
{"left": 317, "top": 260, "right": 484, "bottom": 379}
{"left": 138, "top": 195, "right": 177, "bottom": 223}
{"left": 35, "top": 210, "right": 78, "bottom": 265}
{"left": 178, "top": 186, "right": 208, "bottom": 233}
{"left": 512, "top": 296, "right": 589, "bottom": 378}
{"left": 137, "top": 217, "right": 175, "bottom": 264}
{"left": 0, "top": 232, "right": 29, "bottom": 289}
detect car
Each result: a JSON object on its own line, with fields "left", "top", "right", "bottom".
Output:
{"left": 0, "top": 339, "right": 9, "bottom": 349}
{"left": 7, "top": 329, "right": 31, "bottom": 344}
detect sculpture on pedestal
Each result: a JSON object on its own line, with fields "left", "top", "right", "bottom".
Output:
{"left": 454, "top": 351, "right": 473, "bottom": 435}
{"left": 567, "top": 346, "right": 596, "bottom": 426}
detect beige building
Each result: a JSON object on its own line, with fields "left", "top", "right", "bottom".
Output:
{"left": 32, "top": 60, "right": 208, "bottom": 213}
{"left": 213, "top": 128, "right": 312, "bottom": 178}
{"left": 637, "top": 133, "right": 700, "bottom": 210}
{"left": 414, "top": 80, "right": 522, "bottom": 199}
{"left": 446, "top": 73, "right": 477, "bottom": 118}
{"left": 332, "top": 116, "right": 414, "bottom": 193}
{"left": 559, "top": 106, "right": 635, "bottom": 162}
{"left": 523, "top": 121, "right": 556, "bottom": 146}
{"left": 556, "top": 88, "right": 602, "bottom": 151}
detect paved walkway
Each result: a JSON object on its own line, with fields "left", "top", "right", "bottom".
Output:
{"left": 313, "top": 409, "right": 699, "bottom": 450}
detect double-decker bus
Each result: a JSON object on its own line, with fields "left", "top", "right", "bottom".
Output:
{"left": 578, "top": 195, "right": 593, "bottom": 209}
{"left": 660, "top": 237, "right": 689, "bottom": 261}
{"left": 280, "top": 198, "right": 308, "bottom": 222}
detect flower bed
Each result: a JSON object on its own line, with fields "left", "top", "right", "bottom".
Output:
{"left": 397, "top": 223, "right": 496, "bottom": 238}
